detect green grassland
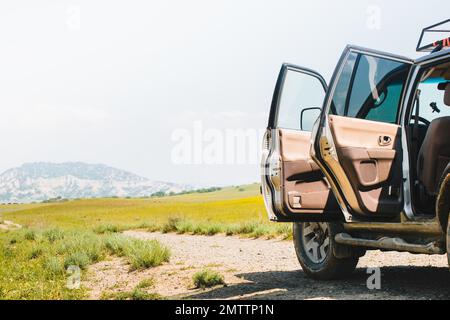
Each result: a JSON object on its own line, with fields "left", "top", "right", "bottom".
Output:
{"left": 0, "top": 183, "right": 266, "bottom": 229}
{"left": 0, "top": 183, "right": 291, "bottom": 300}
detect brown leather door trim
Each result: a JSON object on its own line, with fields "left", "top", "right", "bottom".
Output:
{"left": 279, "top": 128, "right": 338, "bottom": 213}
{"left": 324, "top": 115, "right": 402, "bottom": 216}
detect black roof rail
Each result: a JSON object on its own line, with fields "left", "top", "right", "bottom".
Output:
{"left": 416, "top": 19, "right": 450, "bottom": 53}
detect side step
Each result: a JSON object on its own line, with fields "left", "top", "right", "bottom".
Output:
{"left": 335, "top": 233, "right": 445, "bottom": 255}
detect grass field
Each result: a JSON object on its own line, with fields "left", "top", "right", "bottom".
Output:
{"left": 0, "top": 183, "right": 265, "bottom": 229}
{"left": 0, "top": 183, "right": 292, "bottom": 299}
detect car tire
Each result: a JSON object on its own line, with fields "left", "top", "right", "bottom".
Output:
{"left": 293, "top": 222, "right": 359, "bottom": 280}
{"left": 447, "top": 214, "right": 450, "bottom": 269}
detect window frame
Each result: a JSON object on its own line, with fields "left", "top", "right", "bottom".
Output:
{"left": 267, "top": 63, "right": 328, "bottom": 131}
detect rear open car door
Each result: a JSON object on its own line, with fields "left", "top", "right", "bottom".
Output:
{"left": 311, "top": 46, "right": 413, "bottom": 220}
{"left": 261, "top": 64, "right": 340, "bottom": 222}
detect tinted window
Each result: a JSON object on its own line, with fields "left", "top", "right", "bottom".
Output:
{"left": 347, "top": 55, "right": 409, "bottom": 123}
{"left": 330, "top": 51, "right": 410, "bottom": 124}
{"left": 276, "top": 69, "right": 326, "bottom": 131}
{"left": 330, "top": 52, "right": 357, "bottom": 116}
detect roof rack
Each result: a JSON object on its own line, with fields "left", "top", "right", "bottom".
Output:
{"left": 416, "top": 19, "right": 450, "bottom": 53}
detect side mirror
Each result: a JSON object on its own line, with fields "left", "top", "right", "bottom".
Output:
{"left": 300, "top": 107, "right": 322, "bottom": 131}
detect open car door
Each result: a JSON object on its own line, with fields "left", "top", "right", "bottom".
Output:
{"left": 261, "top": 64, "right": 340, "bottom": 222}
{"left": 311, "top": 46, "right": 414, "bottom": 220}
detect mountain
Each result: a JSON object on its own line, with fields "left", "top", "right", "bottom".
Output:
{"left": 0, "top": 162, "right": 193, "bottom": 203}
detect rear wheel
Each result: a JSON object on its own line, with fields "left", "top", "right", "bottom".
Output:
{"left": 447, "top": 215, "right": 450, "bottom": 269}
{"left": 293, "top": 222, "right": 359, "bottom": 280}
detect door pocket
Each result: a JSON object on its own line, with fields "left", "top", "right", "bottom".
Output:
{"left": 338, "top": 147, "right": 396, "bottom": 188}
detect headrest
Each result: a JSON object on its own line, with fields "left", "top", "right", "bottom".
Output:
{"left": 438, "top": 82, "right": 450, "bottom": 106}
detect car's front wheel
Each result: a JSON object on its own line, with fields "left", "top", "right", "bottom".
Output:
{"left": 293, "top": 222, "right": 359, "bottom": 280}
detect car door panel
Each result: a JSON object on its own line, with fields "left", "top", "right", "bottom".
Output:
{"left": 261, "top": 64, "right": 340, "bottom": 221}
{"left": 312, "top": 46, "right": 412, "bottom": 218}
{"left": 279, "top": 128, "right": 338, "bottom": 213}
{"left": 328, "top": 115, "right": 402, "bottom": 214}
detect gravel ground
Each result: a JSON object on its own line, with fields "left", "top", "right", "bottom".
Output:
{"left": 84, "top": 231, "right": 450, "bottom": 300}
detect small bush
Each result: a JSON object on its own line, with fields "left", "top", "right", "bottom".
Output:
{"left": 274, "top": 223, "right": 292, "bottom": 239}
{"left": 136, "top": 278, "right": 154, "bottom": 289}
{"left": 24, "top": 230, "right": 36, "bottom": 241}
{"left": 225, "top": 224, "right": 238, "bottom": 236}
{"left": 236, "top": 222, "right": 258, "bottom": 235}
{"left": 161, "top": 217, "right": 180, "bottom": 233}
{"left": 94, "top": 224, "right": 120, "bottom": 234}
{"left": 145, "top": 223, "right": 160, "bottom": 232}
{"left": 126, "top": 239, "right": 170, "bottom": 270}
{"left": 44, "top": 229, "right": 64, "bottom": 243}
{"left": 203, "top": 224, "right": 222, "bottom": 236}
{"left": 101, "top": 288, "right": 163, "bottom": 300}
{"left": 43, "top": 256, "right": 64, "bottom": 275}
{"left": 192, "top": 269, "right": 225, "bottom": 288}
{"left": 175, "top": 220, "right": 193, "bottom": 234}
{"left": 28, "top": 246, "right": 44, "bottom": 259}
{"left": 64, "top": 252, "right": 91, "bottom": 270}
{"left": 104, "top": 234, "right": 131, "bottom": 257}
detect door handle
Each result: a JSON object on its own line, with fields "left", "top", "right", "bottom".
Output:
{"left": 378, "top": 135, "right": 392, "bottom": 146}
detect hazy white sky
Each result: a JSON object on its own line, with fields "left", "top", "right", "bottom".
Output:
{"left": 0, "top": 1, "right": 448, "bottom": 186}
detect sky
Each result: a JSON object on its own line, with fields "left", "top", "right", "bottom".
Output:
{"left": 0, "top": 1, "right": 448, "bottom": 186}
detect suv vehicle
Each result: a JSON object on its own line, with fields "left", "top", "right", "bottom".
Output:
{"left": 261, "top": 20, "right": 450, "bottom": 279}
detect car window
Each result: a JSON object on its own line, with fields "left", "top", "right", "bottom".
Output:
{"left": 330, "top": 52, "right": 358, "bottom": 116}
{"left": 276, "top": 69, "right": 326, "bottom": 131}
{"left": 415, "top": 80, "right": 450, "bottom": 123}
{"left": 330, "top": 51, "right": 410, "bottom": 124}
{"left": 347, "top": 55, "right": 409, "bottom": 123}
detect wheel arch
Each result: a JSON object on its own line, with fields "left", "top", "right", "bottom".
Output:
{"left": 437, "top": 172, "right": 450, "bottom": 233}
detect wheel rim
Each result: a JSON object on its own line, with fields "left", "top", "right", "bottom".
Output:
{"left": 301, "top": 222, "right": 330, "bottom": 263}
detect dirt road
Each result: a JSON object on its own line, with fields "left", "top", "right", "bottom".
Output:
{"left": 86, "top": 231, "right": 450, "bottom": 300}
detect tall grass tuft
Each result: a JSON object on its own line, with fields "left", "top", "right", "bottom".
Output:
{"left": 64, "top": 251, "right": 91, "bottom": 270}
{"left": 126, "top": 239, "right": 171, "bottom": 270}
{"left": 93, "top": 224, "right": 120, "bottom": 234}
{"left": 44, "top": 228, "right": 65, "bottom": 243}
{"left": 161, "top": 217, "right": 180, "bottom": 233}
{"left": 192, "top": 269, "right": 225, "bottom": 288}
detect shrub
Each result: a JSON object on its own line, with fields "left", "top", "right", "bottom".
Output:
{"left": 235, "top": 221, "right": 258, "bottom": 235}
{"left": 24, "top": 230, "right": 36, "bottom": 241}
{"left": 136, "top": 278, "right": 154, "bottom": 289}
{"left": 28, "top": 246, "right": 43, "bottom": 259}
{"left": 203, "top": 224, "right": 222, "bottom": 236}
{"left": 101, "top": 288, "right": 163, "bottom": 300}
{"left": 126, "top": 239, "right": 170, "bottom": 270}
{"left": 94, "top": 224, "right": 120, "bottom": 234}
{"left": 64, "top": 252, "right": 91, "bottom": 270}
{"left": 161, "top": 217, "right": 180, "bottom": 233}
{"left": 249, "top": 225, "right": 270, "bottom": 238}
{"left": 104, "top": 234, "right": 131, "bottom": 257}
{"left": 43, "top": 256, "right": 65, "bottom": 275}
{"left": 44, "top": 229, "right": 64, "bottom": 243}
{"left": 225, "top": 224, "right": 238, "bottom": 236}
{"left": 175, "top": 220, "right": 193, "bottom": 234}
{"left": 192, "top": 269, "right": 225, "bottom": 288}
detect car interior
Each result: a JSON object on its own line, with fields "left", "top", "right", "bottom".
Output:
{"left": 408, "top": 60, "right": 450, "bottom": 215}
